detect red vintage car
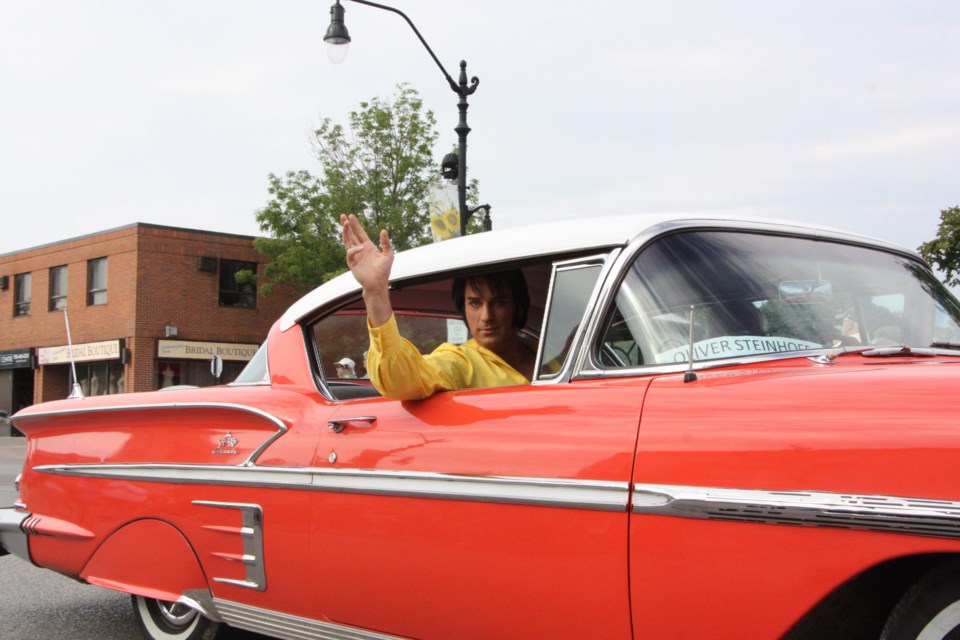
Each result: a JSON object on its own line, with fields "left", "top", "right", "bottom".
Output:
{"left": 4, "top": 214, "right": 960, "bottom": 640}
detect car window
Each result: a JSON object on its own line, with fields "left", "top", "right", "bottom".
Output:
{"left": 307, "top": 261, "right": 558, "bottom": 400}
{"left": 232, "top": 342, "right": 270, "bottom": 384}
{"left": 598, "top": 230, "right": 960, "bottom": 368}
{"left": 539, "top": 262, "right": 604, "bottom": 379}
{"left": 313, "top": 309, "right": 465, "bottom": 381}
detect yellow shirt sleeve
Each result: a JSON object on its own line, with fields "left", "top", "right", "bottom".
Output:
{"left": 367, "top": 314, "right": 529, "bottom": 401}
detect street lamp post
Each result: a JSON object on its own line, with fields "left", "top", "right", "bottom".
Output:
{"left": 324, "top": 0, "right": 490, "bottom": 236}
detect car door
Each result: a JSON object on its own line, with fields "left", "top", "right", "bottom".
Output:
{"left": 309, "top": 380, "right": 645, "bottom": 639}
{"left": 305, "top": 255, "right": 644, "bottom": 639}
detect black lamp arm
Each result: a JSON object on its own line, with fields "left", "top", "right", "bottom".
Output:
{"left": 344, "top": 0, "right": 477, "bottom": 97}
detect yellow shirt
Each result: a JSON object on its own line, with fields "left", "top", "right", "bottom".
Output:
{"left": 367, "top": 314, "right": 529, "bottom": 400}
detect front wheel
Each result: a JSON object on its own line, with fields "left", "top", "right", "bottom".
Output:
{"left": 881, "top": 560, "right": 960, "bottom": 640}
{"left": 131, "top": 594, "right": 222, "bottom": 640}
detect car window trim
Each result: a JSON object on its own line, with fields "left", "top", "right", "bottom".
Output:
{"left": 574, "top": 220, "right": 932, "bottom": 380}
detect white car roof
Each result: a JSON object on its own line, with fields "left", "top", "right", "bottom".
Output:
{"left": 278, "top": 213, "right": 906, "bottom": 331}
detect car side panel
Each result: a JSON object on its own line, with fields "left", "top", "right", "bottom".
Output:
{"left": 629, "top": 361, "right": 960, "bottom": 637}
{"left": 81, "top": 519, "right": 208, "bottom": 602}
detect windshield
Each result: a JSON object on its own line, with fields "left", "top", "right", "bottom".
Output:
{"left": 598, "top": 231, "right": 960, "bottom": 367}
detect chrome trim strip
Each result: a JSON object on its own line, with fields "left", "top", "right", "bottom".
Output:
{"left": 13, "top": 402, "right": 287, "bottom": 465}
{"left": 579, "top": 348, "right": 842, "bottom": 381}
{"left": 214, "top": 598, "right": 404, "bottom": 640}
{"left": 633, "top": 483, "right": 960, "bottom": 540}
{"left": 35, "top": 463, "right": 629, "bottom": 512}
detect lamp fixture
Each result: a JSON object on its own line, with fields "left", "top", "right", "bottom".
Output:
{"left": 324, "top": 0, "right": 351, "bottom": 64}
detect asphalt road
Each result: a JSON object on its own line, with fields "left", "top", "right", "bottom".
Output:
{"left": 0, "top": 437, "right": 270, "bottom": 640}
{"left": 0, "top": 554, "right": 141, "bottom": 640}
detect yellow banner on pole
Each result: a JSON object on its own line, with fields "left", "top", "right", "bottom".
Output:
{"left": 428, "top": 181, "right": 460, "bottom": 242}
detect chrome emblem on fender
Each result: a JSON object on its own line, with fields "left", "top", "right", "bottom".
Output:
{"left": 213, "top": 432, "right": 239, "bottom": 455}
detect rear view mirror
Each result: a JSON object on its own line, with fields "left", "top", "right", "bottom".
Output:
{"left": 779, "top": 280, "right": 833, "bottom": 304}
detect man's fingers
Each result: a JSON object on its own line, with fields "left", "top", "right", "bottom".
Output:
{"left": 348, "top": 214, "right": 372, "bottom": 244}
{"left": 379, "top": 229, "right": 393, "bottom": 254}
{"left": 342, "top": 214, "right": 390, "bottom": 259}
{"left": 341, "top": 213, "right": 364, "bottom": 247}
{"left": 340, "top": 214, "right": 353, "bottom": 247}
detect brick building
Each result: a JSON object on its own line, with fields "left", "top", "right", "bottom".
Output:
{"left": 0, "top": 223, "right": 302, "bottom": 427}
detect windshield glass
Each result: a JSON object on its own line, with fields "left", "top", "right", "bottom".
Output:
{"left": 598, "top": 231, "right": 960, "bottom": 367}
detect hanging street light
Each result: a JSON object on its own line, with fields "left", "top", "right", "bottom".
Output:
{"left": 324, "top": 0, "right": 491, "bottom": 236}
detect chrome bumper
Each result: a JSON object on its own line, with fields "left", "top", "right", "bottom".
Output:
{"left": 0, "top": 507, "right": 30, "bottom": 561}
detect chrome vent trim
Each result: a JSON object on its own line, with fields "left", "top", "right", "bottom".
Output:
{"left": 633, "top": 483, "right": 960, "bottom": 540}
{"left": 214, "top": 598, "right": 405, "bottom": 640}
{"left": 193, "top": 501, "right": 266, "bottom": 591}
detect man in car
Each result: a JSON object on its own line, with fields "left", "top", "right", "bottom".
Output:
{"left": 341, "top": 213, "right": 536, "bottom": 400}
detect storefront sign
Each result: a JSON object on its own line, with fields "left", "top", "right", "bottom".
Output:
{"left": 0, "top": 348, "right": 33, "bottom": 370}
{"left": 37, "top": 340, "right": 122, "bottom": 365}
{"left": 158, "top": 340, "right": 259, "bottom": 362}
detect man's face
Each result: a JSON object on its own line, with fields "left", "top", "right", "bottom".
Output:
{"left": 464, "top": 277, "right": 516, "bottom": 353}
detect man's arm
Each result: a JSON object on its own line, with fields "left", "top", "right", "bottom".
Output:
{"left": 342, "top": 214, "right": 466, "bottom": 399}
{"left": 341, "top": 213, "right": 394, "bottom": 327}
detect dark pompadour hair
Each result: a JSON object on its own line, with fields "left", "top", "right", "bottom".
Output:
{"left": 452, "top": 269, "right": 530, "bottom": 330}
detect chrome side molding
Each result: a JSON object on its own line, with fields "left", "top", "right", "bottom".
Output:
{"left": 37, "top": 463, "right": 630, "bottom": 512}
{"left": 633, "top": 483, "right": 960, "bottom": 540}
{"left": 214, "top": 598, "right": 405, "bottom": 640}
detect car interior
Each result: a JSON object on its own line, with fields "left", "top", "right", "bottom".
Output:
{"left": 308, "top": 260, "right": 555, "bottom": 401}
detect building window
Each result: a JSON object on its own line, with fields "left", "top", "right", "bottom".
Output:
{"left": 219, "top": 259, "right": 257, "bottom": 309}
{"left": 49, "top": 265, "right": 67, "bottom": 311}
{"left": 76, "top": 361, "right": 124, "bottom": 396}
{"left": 14, "top": 273, "right": 31, "bottom": 317}
{"left": 87, "top": 257, "right": 108, "bottom": 305}
{"left": 157, "top": 360, "right": 246, "bottom": 389}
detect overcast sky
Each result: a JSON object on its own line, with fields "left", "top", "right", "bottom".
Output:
{"left": 1, "top": 1, "right": 958, "bottom": 259}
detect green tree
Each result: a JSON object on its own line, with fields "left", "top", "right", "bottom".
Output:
{"left": 253, "top": 84, "right": 442, "bottom": 295}
{"left": 919, "top": 206, "right": 960, "bottom": 288}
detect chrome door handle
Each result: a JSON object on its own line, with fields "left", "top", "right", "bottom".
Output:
{"left": 327, "top": 416, "right": 377, "bottom": 433}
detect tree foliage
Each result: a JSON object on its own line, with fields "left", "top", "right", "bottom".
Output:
{"left": 252, "top": 84, "right": 441, "bottom": 294}
{"left": 760, "top": 300, "right": 836, "bottom": 342}
{"left": 919, "top": 206, "right": 960, "bottom": 288}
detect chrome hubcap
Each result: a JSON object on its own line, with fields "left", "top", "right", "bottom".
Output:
{"left": 158, "top": 601, "right": 197, "bottom": 626}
